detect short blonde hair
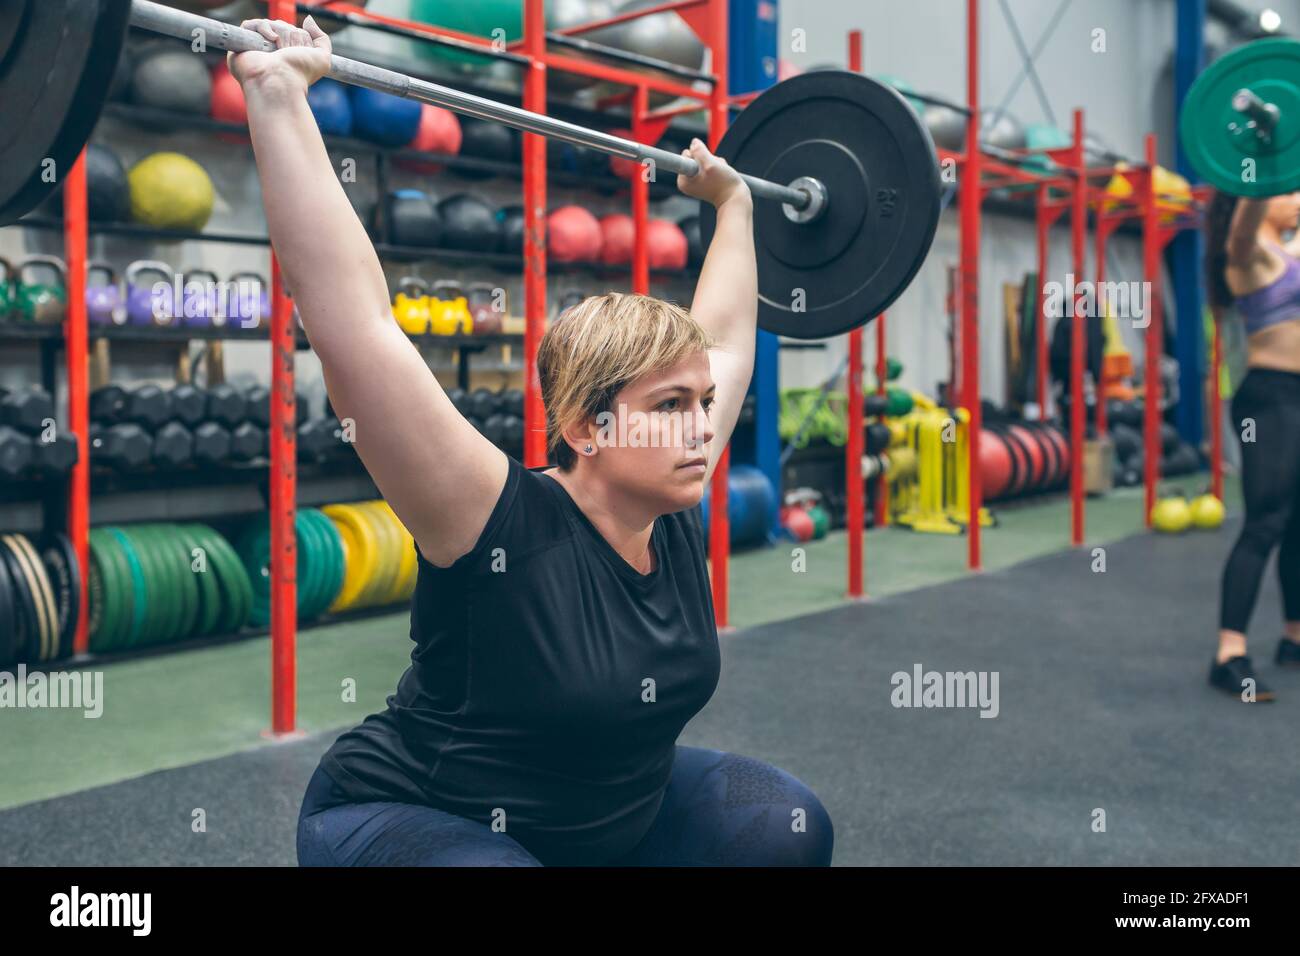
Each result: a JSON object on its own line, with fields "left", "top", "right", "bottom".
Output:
{"left": 537, "top": 292, "right": 714, "bottom": 469}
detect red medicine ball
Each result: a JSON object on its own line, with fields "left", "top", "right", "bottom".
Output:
{"left": 646, "top": 218, "right": 688, "bottom": 270}
{"left": 210, "top": 61, "right": 247, "bottom": 142}
{"left": 599, "top": 214, "right": 635, "bottom": 265}
{"left": 400, "top": 104, "right": 462, "bottom": 175}
{"left": 548, "top": 206, "right": 603, "bottom": 262}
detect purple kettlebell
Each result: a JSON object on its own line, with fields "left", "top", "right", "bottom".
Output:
{"left": 125, "top": 260, "right": 177, "bottom": 327}
{"left": 228, "top": 270, "right": 270, "bottom": 329}
{"left": 180, "top": 268, "right": 219, "bottom": 327}
{"left": 86, "top": 262, "right": 124, "bottom": 326}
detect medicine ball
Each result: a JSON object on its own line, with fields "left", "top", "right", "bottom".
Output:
{"left": 678, "top": 215, "right": 704, "bottom": 268}
{"left": 128, "top": 152, "right": 215, "bottom": 231}
{"left": 210, "top": 60, "right": 248, "bottom": 136}
{"left": 374, "top": 190, "right": 442, "bottom": 247}
{"left": 607, "top": 128, "right": 646, "bottom": 181}
{"left": 437, "top": 194, "right": 502, "bottom": 252}
{"left": 646, "top": 218, "right": 688, "bottom": 270}
{"left": 497, "top": 205, "right": 526, "bottom": 255}
{"left": 350, "top": 86, "right": 423, "bottom": 147}
{"left": 599, "top": 214, "right": 634, "bottom": 265}
{"left": 459, "top": 118, "right": 519, "bottom": 177}
{"left": 408, "top": 104, "right": 462, "bottom": 155}
{"left": 548, "top": 206, "right": 603, "bottom": 263}
{"left": 49, "top": 144, "right": 131, "bottom": 223}
{"left": 131, "top": 44, "right": 212, "bottom": 114}
{"left": 306, "top": 78, "right": 353, "bottom": 137}
{"left": 547, "top": 140, "right": 610, "bottom": 178}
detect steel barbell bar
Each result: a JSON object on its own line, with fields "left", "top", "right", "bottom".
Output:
{"left": 128, "top": 0, "right": 824, "bottom": 220}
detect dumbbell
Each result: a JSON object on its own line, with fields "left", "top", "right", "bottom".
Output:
{"left": 89, "top": 422, "right": 151, "bottom": 470}
{"left": 0, "top": 386, "right": 55, "bottom": 433}
{"left": 169, "top": 384, "right": 209, "bottom": 428}
{"left": 245, "top": 384, "right": 308, "bottom": 429}
{"left": 89, "top": 383, "right": 173, "bottom": 430}
{"left": 502, "top": 414, "right": 523, "bottom": 448}
{"left": 228, "top": 422, "right": 266, "bottom": 462}
{"left": 206, "top": 383, "right": 248, "bottom": 429}
{"left": 151, "top": 421, "right": 194, "bottom": 469}
{"left": 193, "top": 421, "right": 232, "bottom": 467}
{"left": 500, "top": 388, "right": 524, "bottom": 418}
{"left": 297, "top": 417, "right": 348, "bottom": 462}
{"left": 467, "top": 387, "right": 499, "bottom": 420}
{"left": 0, "top": 422, "right": 79, "bottom": 480}
{"left": 482, "top": 413, "right": 507, "bottom": 447}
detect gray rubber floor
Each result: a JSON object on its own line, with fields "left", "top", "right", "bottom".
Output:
{"left": 4, "top": 517, "right": 1298, "bottom": 866}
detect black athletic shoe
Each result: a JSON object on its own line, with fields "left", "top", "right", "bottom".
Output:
{"left": 1277, "top": 637, "right": 1300, "bottom": 668}
{"left": 1208, "top": 656, "right": 1276, "bottom": 701}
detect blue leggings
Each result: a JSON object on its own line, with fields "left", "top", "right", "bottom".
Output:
{"left": 297, "top": 746, "right": 834, "bottom": 866}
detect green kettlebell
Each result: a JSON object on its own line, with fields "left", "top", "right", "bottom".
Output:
{"left": 1189, "top": 493, "right": 1225, "bottom": 530}
{"left": 17, "top": 255, "right": 67, "bottom": 325}
{"left": 1151, "top": 493, "right": 1192, "bottom": 533}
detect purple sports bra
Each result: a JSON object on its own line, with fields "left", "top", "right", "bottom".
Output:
{"left": 1236, "top": 242, "right": 1300, "bottom": 335}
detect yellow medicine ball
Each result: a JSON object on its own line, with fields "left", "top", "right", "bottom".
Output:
{"left": 128, "top": 151, "right": 215, "bottom": 231}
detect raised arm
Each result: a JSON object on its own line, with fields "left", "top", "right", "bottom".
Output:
{"left": 675, "top": 141, "right": 756, "bottom": 482}
{"left": 230, "top": 18, "right": 506, "bottom": 567}
{"left": 1225, "top": 198, "right": 1273, "bottom": 270}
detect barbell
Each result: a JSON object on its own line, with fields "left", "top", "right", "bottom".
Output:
{"left": 0, "top": 0, "right": 942, "bottom": 340}
{"left": 1180, "top": 37, "right": 1300, "bottom": 198}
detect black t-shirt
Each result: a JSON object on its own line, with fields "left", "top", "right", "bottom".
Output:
{"left": 319, "top": 455, "right": 721, "bottom": 865}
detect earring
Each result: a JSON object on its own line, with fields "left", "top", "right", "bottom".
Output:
{"left": 584, "top": 444, "right": 593, "bottom": 454}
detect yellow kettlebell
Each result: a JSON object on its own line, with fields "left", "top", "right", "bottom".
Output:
{"left": 1151, "top": 493, "right": 1192, "bottom": 534}
{"left": 1189, "top": 493, "right": 1225, "bottom": 530}
{"left": 432, "top": 280, "right": 472, "bottom": 336}
{"left": 392, "top": 277, "right": 431, "bottom": 335}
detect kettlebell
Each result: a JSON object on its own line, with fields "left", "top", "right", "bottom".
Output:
{"left": 1151, "top": 491, "right": 1192, "bottom": 534}
{"left": 86, "top": 262, "right": 125, "bottom": 326}
{"left": 467, "top": 282, "right": 504, "bottom": 335}
{"left": 1190, "top": 492, "right": 1226, "bottom": 530}
{"left": 431, "top": 280, "right": 471, "bottom": 336}
{"left": 228, "top": 271, "right": 270, "bottom": 329}
{"left": 17, "top": 256, "right": 68, "bottom": 325}
{"left": 180, "top": 268, "right": 220, "bottom": 327}
{"left": 125, "top": 260, "right": 176, "bottom": 326}
{"left": 0, "top": 257, "right": 15, "bottom": 320}
{"left": 392, "top": 277, "right": 432, "bottom": 335}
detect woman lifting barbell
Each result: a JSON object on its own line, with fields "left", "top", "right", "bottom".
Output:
{"left": 225, "top": 16, "right": 832, "bottom": 865}
{"left": 1205, "top": 189, "right": 1300, "bottom": 701}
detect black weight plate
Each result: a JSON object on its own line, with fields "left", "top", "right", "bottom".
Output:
{"left": 0, "top": 0, "right": 132, "bottom": 225}
{"left": 0, "top": 537, "right": 38, "bottom": 663}
{"left": 699, "top": 71, "right": 940, "bottom": 339}
{"left": 0, "top": 543, "right": 16, "bottom": 665}
{"left": 38, "top": 532, "right": 80, "bottom": 660}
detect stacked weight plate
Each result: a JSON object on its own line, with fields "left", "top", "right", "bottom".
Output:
{"left": 233, "top": 508, "right": 347, "bottom": 626}
{"left": 0, "top": 532, "right": 80, "bottom": 666}
{"left": 87, "top": 523, "right": 253, "bottom": 652}
{"left": 323, "top": 500, "right": 418, "bottom": 613}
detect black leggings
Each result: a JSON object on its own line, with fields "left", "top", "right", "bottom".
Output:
{"left": 1219, "top": 367, "right": 1300, "bottom": 632}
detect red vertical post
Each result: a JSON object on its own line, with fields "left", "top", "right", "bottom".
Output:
{"left": 706, "top": 0, "right": 730, "bottom": 628}
{"left": 523, "top": 0, "right": 549, "bottom": 467}
{"left": 1094, "top": 216, "right": 1110, "bottom": 436}
{"left": 1211, "top": 319, "right": 1223, "bottom": 501}
{"left": 962, "top": 0, "right": 982, "bottom": 571}
{"left": 846, "top": 29, "right": 865, "bottom": 598}
{"left": 267, "top": 0, "right": 298, "bottom": 735}
{"left": 64, "top": 150, "right": 90, "bottom": 656}
{"left": 632, "top": 85, "right": 651, "bottom": 295}
{"left": 874, "top": 315, "right": 889, "bottom": 527}
{"left": 1069, "top": 109, "right": 1086, "bottom": 547}
{"left": 1142, "top": 134, "right": 1162, "bottom": 526}
{"left": 1034, "top": 184, "right": 1050, "bottom": 418}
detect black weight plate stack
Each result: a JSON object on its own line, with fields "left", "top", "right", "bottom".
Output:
{"left": 0, "top": 0, "right": 133, "bottom": 224}
{"left": 38, "top": 532, "right": 80, "bottom": 661}
{"left": 0, "top": 542, "right": 17, "bottom": 665}
{"left": 699, "top": 71, "right": 941, "bottom": 339}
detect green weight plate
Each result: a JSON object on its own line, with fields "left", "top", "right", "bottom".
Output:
{"left": 149, "top": 524, "right": 197, "bottom": 642}
{"left": 137, "top": 525, "right": 186, "bottom": 643}
{"left": 185, "top": 524, "right": 234, "bottom": 636}
{"left": 1180, "top": 38, "right": 1300, "bottom": 197}
{"left": 294, "top": 511, "right": 325, "bottom": 620}
{"left": 304, "top": 510, "right": 337, "bottom": 618}
{"left": 107, "top": 528, "right": 147, "bottom": 648}
{"left": 176, "top": 525, "right": 221, "bottom": 637}
{"left": 234, "top": 522, "right": 272, "bottom": 628}
{"left": 198, "top": 525, "right": 253, "bottom": 634}
{"left": 302, "top": 508, "right": 346, "bottom": 617}
{"left": 98, "top": 528, "right": 134, "bottom": 653}
{"left": 168, "top": 526, "right": 201, "bottom": 641}
{"left": 88, "top": 529, "right": 124, "bottom": 652}
{"left": 121, "top": 526, "right": 170, "bottom": 645}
